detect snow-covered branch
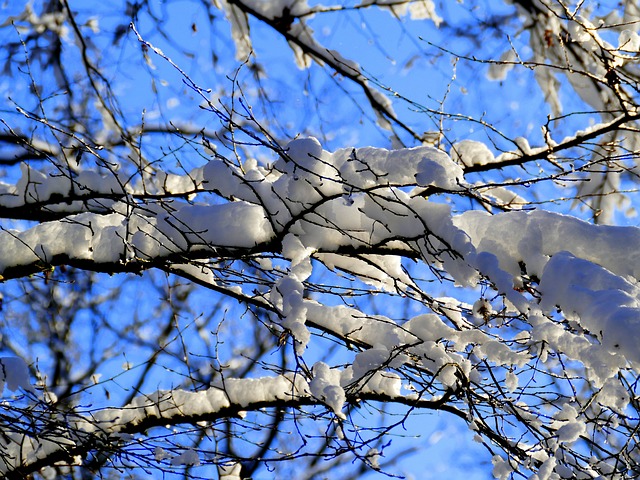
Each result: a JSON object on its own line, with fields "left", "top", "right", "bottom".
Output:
{"left": 4, "top": 0, "right": 640, "bottom": 478}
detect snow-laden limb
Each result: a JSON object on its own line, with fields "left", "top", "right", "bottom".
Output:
{"left": 6, "top": 138, "right": 640, "bottom": 376}
{"left": 0, "top": 138, "right": 467, "bottom": 280}
{"left": 461, "top": 112, "right": 640, "bottom": 174}
{"left": 7, "top": 0, "right": 640, "bottom": 477}
{"left": 0, "top": 374, "right": 307, "bottom": 475}
{"left": 4, "top": 136, "right": 640, "bottom": 478}
{"left": 2, "top": 373, "right": 451, "bottom": 477}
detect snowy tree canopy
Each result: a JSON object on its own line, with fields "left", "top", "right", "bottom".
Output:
{"left": 2, "top": 0, "right": 640, "bottom": 479}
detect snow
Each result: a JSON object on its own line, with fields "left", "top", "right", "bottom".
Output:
{"left": 4, "top": 140, "right": 640, "bottom": 388}
{"left": 539, "top": 251, "right": 640, "bottom": 367}
{"left": 505, "top": 371, "right": 518, "bottom": 392}
{"left": 170, "top": 449, "right": 200, "bottom": 466}
{"left": 492, "top": 455, "right": 512, "bottom": 480}
{"left": 0, "top": 139, "right": 473, "bottom": 277}
{"left": 6, "top": 132, "right": 640, "bottom": 477}
{"left": 598, "top": 377, "right": 630, "bottom": 413}
{"left": 154, "top": 447, "right": 170, "bottom": 461}
{"left": 451, "top": 140, "right": 495, "bottom": 168}
{"left": 310, "top": 362, "right": 346, "bottom": 419}
{"left": 218, "top": 0, "right": 251, "bottom": 61}
{"left": 218, "top": 462, "right": 242, "bottom": 480}
{"left": 551, "top": 404, "right": 586, "bottom": 444}
{"left": 0, "top": 357, "right": 32, "bottom": 394}
{"left": 284, "top": 136, "right": 323, "bottom": 168}
{"left": 618, "top": 29, "right": 640, "bottom": 52}
{"left": 316, "top": 253, "right": 412, "bottom": 292}
{"left": 379, "top": 0, "right": 442, "bottom": 25}
{"left": 487, "top": 50, "right": 517, "bottom": 81}
{"left": 0, "top": 370, "right": 413, "bottom": 474}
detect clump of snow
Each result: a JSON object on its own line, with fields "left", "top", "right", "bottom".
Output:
{"left": 218, "top": 0, "right": 251, "bottom": 60}
{"left": 366, "top": 448, "right": 381, "bottom": 470}
{"left": 618, "top": 29, "right": 640, "bottom": 52}
{"left": 310, "top": 362, "right": 346, "bottom": 419}
{"left": 352, "top": 344, "right": 403, "bottom": 380}
{"left": 538, "top": 251, "right": 640, "bottom": 367}
{"left": 286, "top": 136, "right": 322, "bottom": 163}
{"left": 270, "top": 234, "right": 314, "bottom": 354}
{"left": 275, "top": 137, "right": 336, "bottom": 186}
{"left": 597, "top": 378, "right": 629, "bottom": 413}
{"left": 218, "top": 462, "right": 242, "bottom": 480}
{"left": 316, "top": 253, "right": 412, "bottom": 293}
{"left": 415, "top": 154, "right": 464, "bottom": 189}
{"left": 271, "top": 275, "right": 309, "bottom": 353}
{"left": 0, "top": 357, "right": 32, "bottom": 394}
{"left": 342, "top": 366, "right": 402, "bottom": 397}
{"left": 202, "top": 158, "right": 251, "bottom": 200}
{"left": 451, "top": 140, "right": 495, "bottom": 168}
{"left": 505, "top": 371, "right": 518, "bottom": 392}
{"left": 537, "top": 456, "right": 558, "bottom": 480}
{"left": 471, "top": 298, "right": 493, "bottom": 324}
{"left": 170, "top": 449, "right": 200, "bottom": 467}
{"left": 551, "top": 403, "right": 586, "bottom": 444}
{"left": 492, "top": 455, "right": 513, "bottom": 480}
{"left": 567, "top": 17, "right": 597, "bottom": 47}
{"left": 154, "top": 447, "right": 170, "bottom": 461}
{"left": 379, "top": 0, "right": 442, "bottom": 25}
{"left": 487, "top": 50, "right": 517, "bottom": 81}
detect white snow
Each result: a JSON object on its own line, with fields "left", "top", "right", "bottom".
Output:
{"left": 218, "top": 462, "right": 242, "bottom": 480}
{"left": 450, "top": 140, "right": 495, "bottom": 168}
{"left": 618, "top": 29, "right": 640, "bottom": 52}
{"left": 5, "top": 132, "right": 640, "bottom": 478}
{"left": 551, "top": 404, "right": 586, "bottom": 444}
{"left": 310, "top": 362, "right": 346, "bottom": 419}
